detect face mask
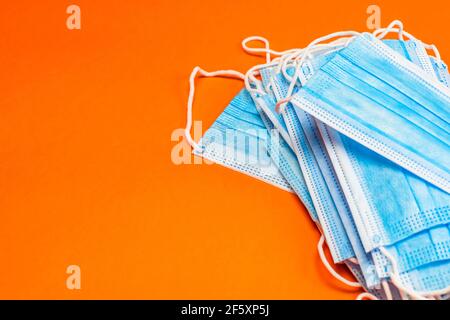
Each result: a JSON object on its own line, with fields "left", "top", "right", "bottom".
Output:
{"left": 291, "top": 34, "right": 450, "bottom": 247}
{"left": 370, "top": 49, "right": 450, "bottom": 276}
{"left": 253, "top": 47, "right": 380, "bottom": 285}
{"left": 296, "top": 29, "right": 450, "bottom": 297}
{"left": 293, "top": 51, "right": 388, "bottom": 287}
{"left": 248, "top": 53, "right": 367, "bottom": 288}
{"left": 323, "top": 124, "right": 450, "bottom": 297}
{"left": 314, "top": 37, "right": 450, "bottom": 265}
{"left": 321, "top": 121, "right": 450, "bottom": 273}
{"left": 269, "top": 29, "right": 450, "bottom": 292}
{"left": 246, "top": 45, "right": 370, "bottom": 287}
{"left": 187, "top": 22, "right": 450, "bottom": 300}
{"left": 184, "top": 68, "right": 292, "bottom": 192}
{"left": 251, "top": 93, "right": 318, "bottom": 222}
{"left": 318, "top": 86, "right": 450, "bottom": 252}
{"left": 254, "top": 32, "right": 450, "bottom": 293}
{"left": 291, "top": 32, "right": 450, "bottom": 194}
{"left": 268, "top": 61, "right": 355, "bottom": 264}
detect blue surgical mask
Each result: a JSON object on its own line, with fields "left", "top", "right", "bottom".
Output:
{"left": 257, "top": 40, "right": 434, "bottom": 288}
{"left": 295, "top": 36, "right": 450, "bottom": 295}
{"left": 194, "top": 89, "right": 293, "bottom": 191}
{"left": 316, "top": 40, "right": 450, "bottom": 275}
{"left": 292, "top": 33, "right": 450, "bottom": 194}
{"left": 293, "top": 51, "right": 385, "bottom": 286}
{"left": 292, "top": 35, "right": 450, "bottom": 250}
{"left": 272, "top": 38, "right": 450, "bottom": 289}
{"left": 251, "top": 92, "right": 318, "bottom": 222}
{"left": 259, "top": 50, "right": 380, "bottom": 284}
{"left": 323, "top": 124, "right": 450, "bottom": 293}
{"left": 322, "top": 115, "right": 450, "bottom": 250}
{"left": 268, "top": 61, "right": 355, "bottom": 264}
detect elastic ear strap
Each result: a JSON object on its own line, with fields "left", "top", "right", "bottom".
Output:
{"left": 424, "top": 43, "right": 442, "bottom": 63}
{"left": 185, "top": 67, "right": 245, "bottom": 151}
{"left": 242, "top": 36, "right": 304, "bottom": 63}
{"left": 375, "top": 20, "right": 405, "bottom": 40}
{"left": 317, "top": 235, "right": 362, "bottom": 288}
{"left": 242, "top": 36, "right": 271, "bottom": 63}
{"left": 242, "top": 36, "right": 292, "bottom": 95}
{"left": 374, "top": 26, "right": 411, "bottom": 40}
{"left": 356, "top": 292, "right": 379, "bottom": 300}
{"left": 379, "top": 247, "right": 450, "bottom": 300}
{"left": 382, "top": 279, "right": 393, "bottom": 300}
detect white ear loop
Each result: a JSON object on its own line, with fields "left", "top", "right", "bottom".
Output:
{"left": 381, "top": 279, "right": 393, "bottom": 300}
{"left": 242, "top": 36, "right": 287, "bottom": 95}
{"left": 356, "top": 292, "right": 379, "bottom": 300}
{"left": 374, "top": 26, "right": 411, "bottom": 40}
{"left": 379, "top": 247, "right": 450, "bottom": 300}
{"left": 424, "top": 43, "right": 442, "bottom": 64}
{"left": 242, "top": 36, "right": 272, "bottom": 64}
{"left": 242, "top": 36, "right": 305, "bottom": 64}
{"left": 317, "top": 235, "right": 362, "bottom": 288}
{"left": 242, "top": 38, "right": 305, "bottom": 96}
{"left": 275, "top": 31, "right": 360, "bottom": 113}
{"left": 276, "top": 50, "right": 302, "bottom": 74}
{"left": 185, "top": 66, "right": 245, "bottom": 152}
{"left": 375, "top": 20, "right": 405, "bottom": 40}
{"left": 399, "top": 288, "right": 408, "bottom": 300}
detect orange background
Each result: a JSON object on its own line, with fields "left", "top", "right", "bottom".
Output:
{"left": 0, "top": 0, "right": 448, "bottom": 299}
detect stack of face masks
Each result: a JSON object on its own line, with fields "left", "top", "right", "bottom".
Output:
{"left": 184, "top": 21, "right": 450, "bottom": 300}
